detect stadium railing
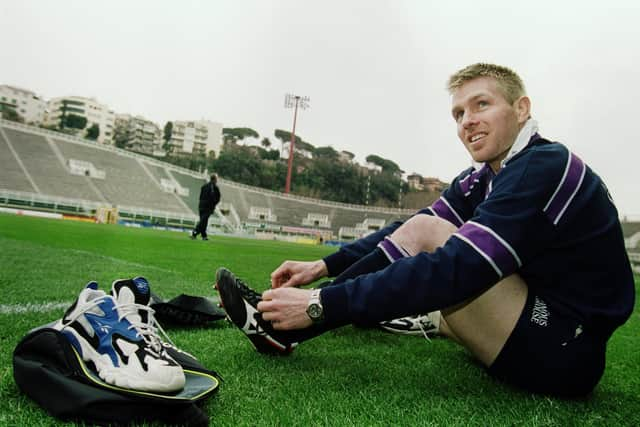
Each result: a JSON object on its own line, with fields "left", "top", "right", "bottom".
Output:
{"left": 0, "top": 188, "right": 199, "bottom": 227}
{"left": 0, "top": 188, "right": 101, "bottom": 216}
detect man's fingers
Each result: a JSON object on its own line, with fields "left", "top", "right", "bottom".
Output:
{"left": 262, "top": 289, "right": 274, "bottom": 301}
{"left": 257, "top": 298, "right": 274, "bottom": 312}
{"left": 271, "top": 269, "right": 292, "bottom": 288}
{"left": 261, "top": 310, "right": 276, "bottom": 322}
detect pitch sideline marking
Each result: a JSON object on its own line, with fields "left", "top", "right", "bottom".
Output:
{"left": 67, "top": 248, "right": 177, "bottom": 274}
{"left": 0, "top": 301, "right": 71, "bottom": 315}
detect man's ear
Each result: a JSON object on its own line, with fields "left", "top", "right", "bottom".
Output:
{"left": 514, "top": 96, "right": 531, "bottom": 123}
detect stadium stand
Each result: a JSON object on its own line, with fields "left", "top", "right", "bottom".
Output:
{"left": 53, "top": 138, "right": 191, "bottom": 214}
{"left": 302, "top": 213, "right": 331, "bottom": 229}
{"left": 3, "top": 128, "right": 103, "bottom": 201}
{"left": 0, "top": 127, "right": 35, "bottom": 192}
{"left": 0, "top": 119, "right": 418, "bottom": 239}
{"left": 248, "top": 206, "right": 277, "bottom": 222}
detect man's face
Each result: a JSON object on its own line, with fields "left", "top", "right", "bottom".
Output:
{"left": 451, "top": 77, "right": 529, "bottom": 172}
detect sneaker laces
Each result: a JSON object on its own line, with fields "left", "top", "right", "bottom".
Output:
{"left": 233, "top": 277, "right": 274, "bottom": 335}
{"left": 113, "top": 300, "right": 175, "bottom": 355}
{"left": 234, "top": 277, "right": 262, "bottom": 306}
{"left": 416, "top": 316, "right": 432, "bottom": 342}
{"left": 59, "top": 295, "right": 109, "bottom": 327}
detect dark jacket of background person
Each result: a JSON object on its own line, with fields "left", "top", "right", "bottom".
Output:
{"left": 199, "top": 180, "right": 220, "bottom": 214}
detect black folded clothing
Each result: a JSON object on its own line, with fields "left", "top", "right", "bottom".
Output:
{"left": 151, "top": 293, "right": 226, "bottom": 326}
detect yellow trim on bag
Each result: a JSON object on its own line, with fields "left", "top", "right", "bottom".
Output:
{"left": 70, "top": 346, "right": 219, "bottom": 400}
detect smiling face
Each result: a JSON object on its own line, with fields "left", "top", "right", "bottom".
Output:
{"left": 451, "top": 77, "right": 530, "bottom": 172}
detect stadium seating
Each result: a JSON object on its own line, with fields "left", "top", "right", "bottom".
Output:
{"left": 302, "top": 213, "right": 331, "bottom": 228}
{"left": 0, "top": 128, "right": 34, "bottom": 192}
{"left": 52, "top": 137, "right": 191, "bottom": 214}
{"left": 0, "top": 120, "right": 416, "bottom": 238}
{"left": 3, "top": 128, "right": 102, "bottom": 201}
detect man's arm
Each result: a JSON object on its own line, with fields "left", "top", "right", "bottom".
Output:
{"left": 323, "top": 170, "right": 473, "bottom": 277}
{"left": 320, "top": 150, "right": 564, "bottom": 328}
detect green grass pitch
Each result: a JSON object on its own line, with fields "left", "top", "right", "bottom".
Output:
{"left": 1, "top": 213, "right": 638, "bottom": 426}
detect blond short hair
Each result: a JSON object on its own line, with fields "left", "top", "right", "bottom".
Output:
{"left": 447, "top": 63, "right": 526, "bottom": 104}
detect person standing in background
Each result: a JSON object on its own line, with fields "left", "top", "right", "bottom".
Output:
{"left": 191, "top": 173, "right": 220, "bottom": 241}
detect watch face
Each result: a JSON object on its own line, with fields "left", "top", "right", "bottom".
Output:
{"left": 308, "top": 304, "right": 322, "bottom": 319}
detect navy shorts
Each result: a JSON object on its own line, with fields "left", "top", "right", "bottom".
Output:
{"left": 487, "top": 291, "right": 607, "bottom": 397}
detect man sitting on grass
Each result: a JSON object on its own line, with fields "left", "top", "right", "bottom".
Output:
{"left": 215, "top": 63, "right": 635, "bottom": 397}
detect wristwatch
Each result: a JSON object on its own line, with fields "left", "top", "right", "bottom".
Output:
{"left": 306, "top": 289, "right": 324, "bottom": 323}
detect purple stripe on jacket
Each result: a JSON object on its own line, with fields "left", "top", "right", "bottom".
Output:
{"left": 458, "top": 164, "right": 487, "bottom": 195}
{"left": 431, "top": 198, "right": 463, "bottom": 227}
{"left": 544, "top": 152, "right": 585, "bottom": 225}
{"left": 455, "top": 222, "right": 520, "bottom": 277}
{"left": 378, "top": 237, "right": 408, "bottom": 262}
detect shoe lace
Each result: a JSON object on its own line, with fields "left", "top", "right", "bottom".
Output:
{"left": 235, "top": 277, "right": 262, "bottom": 306}
{"left": 113, "top": 301, "right": 175, "bottom": 354}
{"left": 60, "top": 296, "right": 109, "bottom": 326}
{"left": 236, "top": 278, "right": 275, "bottom": 335}
{"left": 414, "top": 316, "right": 433, "bottom": 342}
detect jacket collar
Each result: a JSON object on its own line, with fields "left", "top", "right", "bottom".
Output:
{"left": 472, "top": 118, "right": 539, "bottom": 171}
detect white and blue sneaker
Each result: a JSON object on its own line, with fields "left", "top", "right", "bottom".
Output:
{"left": 379, "top": 312, "right": 441, "bottom": 339}
{"left": 54, "top": 278, "right": 185, "bottom": 392}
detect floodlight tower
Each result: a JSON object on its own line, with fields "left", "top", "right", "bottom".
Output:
{"left": 283, "top": 94, "right": 310, "bottom": 194}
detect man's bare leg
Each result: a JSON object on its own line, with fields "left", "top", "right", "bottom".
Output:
{"left": 390, "top": 214, "right": 527, "bottom": 366}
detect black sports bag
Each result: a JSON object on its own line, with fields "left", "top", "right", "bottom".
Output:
{"left": 13, "top": 325, "right": 221, "bottom": 426}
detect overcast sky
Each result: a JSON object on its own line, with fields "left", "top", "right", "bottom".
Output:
{"left": 2, "top": 0, "right": 639, "bottom": 217}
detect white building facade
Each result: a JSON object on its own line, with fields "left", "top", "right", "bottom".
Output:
{"left": 167, "top": 119, "right": 222, "bottom": 157}
{"left": 114, "top": 114, "right": 162, "bottom": 154}
{"left": 44, "top": 96, "right": 115, "bottom": 145}
{"left": 0, "top": 85, "right": 47, "bottom": 125}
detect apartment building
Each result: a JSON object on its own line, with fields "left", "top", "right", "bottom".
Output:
{"left": 114, "top": 114, "right": 162, "bottom": 155}
{"left": 407, "top": 173, "right": 447, "bottom": 192}
{"left": 44, "top": 96, "right": 115, "bottom": 145}
{"left": 166, "top": 119, "right": 222, "bottom": 157}
{"left": 0, "top": 85, "right": 47, "bottom": 124}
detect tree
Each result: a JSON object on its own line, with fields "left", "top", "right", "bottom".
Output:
{"left": 59, "top": 100, "right": 69, "bottom": 129}
{"left": 222, "top": 127, "right": 260, "bottom": 144}
{"left": 314, "top": 146, "right": 339, "bottom": 160}
{"left": 257, "top": 147, "right": 280, "bottom": 161}
{"left": 341, "top": 150, "right": 355, "bottom": 160}
{"left": 274, "top": 129, "right": 314, "bottom": 152}
{"left": 369, "top": 172, "right": 403, "bottom": 206}
{"left": 86, "top": 123, "right": 100, "bottom": 140}
{"left": 1, "top": 107, "right": 24, "bottom": 123}
{"left": 64, "top": 114, "right": 87, "bottom": 130}
{"left": 114, "top": 137, "right": 128, "bottom": 149}
{"left": 213, "top": 145, "right": 264, "bottom": 186}
{"left": 365, "top": 154, "right": 401, "bottom": 174}
{"left": 163, "top": 122, "right": 173, "bottom": 151}
{"left": 261, "top": 137, "right": 271, "bottom": 149}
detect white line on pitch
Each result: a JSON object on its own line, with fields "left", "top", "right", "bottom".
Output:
{"left": 0, "top": 301, "right": 70, "bottom": 315}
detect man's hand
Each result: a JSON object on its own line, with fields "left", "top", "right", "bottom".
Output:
{"left": 270, "top": 260, "right": 328, "bottom": 288}
{"left": 258, "top": 288, "right": 314, "bottom": 330}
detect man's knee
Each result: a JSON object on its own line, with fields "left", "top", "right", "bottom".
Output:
{"left": 390, "top": 214, "right": 458, "bottom": 255}
{"left": 440, "top": 275, "right": 528, "bottom": 366}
